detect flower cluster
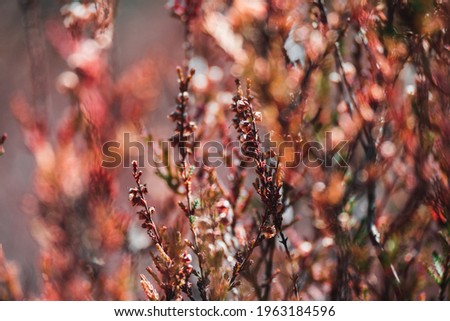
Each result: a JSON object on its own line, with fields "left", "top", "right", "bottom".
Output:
{"left": 130, "top": 160, "right": 161, "bottom": 244}
{"left": 130, "top": 160, "right": 198, "bottom": 300}
{"left": 169, "top": 68, "right": 198, "bottom": 165}
{"left": 228, "top": 80, "right": 297, "bottom": 295}
{"left": 231, "top": 80, "right": 281, "bottom": 228}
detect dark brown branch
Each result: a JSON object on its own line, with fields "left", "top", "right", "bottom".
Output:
{"left": 170, "top": 67, "right": 209, "bottom": 300}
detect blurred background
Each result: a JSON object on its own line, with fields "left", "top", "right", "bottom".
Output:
{"left": 0, "top": 0, "right": 448, "bottom": 301}
{"left": 0, "top": 0, "right": 185, "bottom": 296}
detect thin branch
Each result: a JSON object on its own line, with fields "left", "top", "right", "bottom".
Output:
{"left": 228, "top": 211, "right": 269, "bottom": 290}
{"left": 170, "top": 67, "right": 209, "bottom": 300}
{"left": 130, "top": 161, "right": 163, "bottom": 246}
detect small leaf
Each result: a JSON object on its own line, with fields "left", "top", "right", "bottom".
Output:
{"left": 426, "top": 265, "right": 442, "bottom": 284}
{"left": 432, "top": 251, "right": 444, "bottom": 278}
{"left": 192, "top": 198, "right": 200, "bottom": 211}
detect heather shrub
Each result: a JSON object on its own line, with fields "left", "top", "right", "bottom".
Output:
{"left": 0, "top": 0, "right": 448, "bottom": 301}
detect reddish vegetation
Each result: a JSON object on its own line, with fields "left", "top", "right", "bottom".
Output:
{"left": 1, "top": 0, "right": 449, "bottom": 300}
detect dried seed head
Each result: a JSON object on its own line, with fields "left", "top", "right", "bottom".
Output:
{"left": 261, "top": 225, "right": 277, "bottom": 239}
